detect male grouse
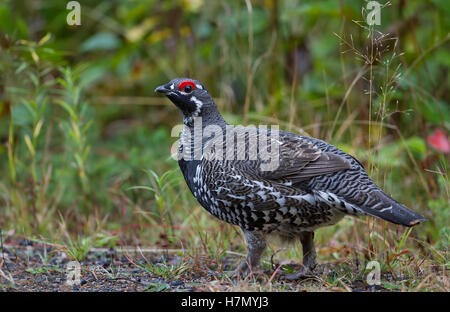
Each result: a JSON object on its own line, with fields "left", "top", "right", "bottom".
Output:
{"left": 155, "top": 78, "right": 426, "bottom": 277}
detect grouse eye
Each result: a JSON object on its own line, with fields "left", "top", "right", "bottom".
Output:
{"left": 178, "top": 81, "right": 196, "bottom": 93}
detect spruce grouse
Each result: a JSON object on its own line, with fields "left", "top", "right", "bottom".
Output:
{"left": 155, "top": 78, "right": 426, "bottom": 277}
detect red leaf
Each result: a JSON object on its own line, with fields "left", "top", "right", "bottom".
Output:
{"left": 427, "top": 129, "right": 450, "bottom": 154}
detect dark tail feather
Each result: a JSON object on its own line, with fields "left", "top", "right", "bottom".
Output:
{"left": 360, "top": 190, "right": 427, "bottom": 227}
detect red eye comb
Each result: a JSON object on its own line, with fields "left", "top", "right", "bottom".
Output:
{"left": 178, "top": 81, "right": 196, "bottom": 90}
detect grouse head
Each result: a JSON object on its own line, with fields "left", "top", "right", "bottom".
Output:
{"left": 155, "top": 78, "right": 217, "bottom": 125}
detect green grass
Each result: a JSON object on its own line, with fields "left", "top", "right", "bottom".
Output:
{"left": 137, "top": 257, "right": 189, "bottom": 280}
{"left": 25, "top": 266, "right": 61, "bottom": 275}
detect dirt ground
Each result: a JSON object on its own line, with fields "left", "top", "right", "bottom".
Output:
{"left": 0, "top": 237, "right": 424, "bottom": 292}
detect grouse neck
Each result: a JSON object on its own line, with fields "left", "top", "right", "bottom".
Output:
{"left": 182, "top": 101, "right": 227, "bottom": 129}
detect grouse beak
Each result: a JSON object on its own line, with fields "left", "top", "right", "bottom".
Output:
{"left": 155, "top": 84, "right": 169, "bottom": 94}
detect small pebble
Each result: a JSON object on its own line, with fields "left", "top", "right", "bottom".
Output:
{"left": 171, "top": 280, "right": 184, "bottom": 286}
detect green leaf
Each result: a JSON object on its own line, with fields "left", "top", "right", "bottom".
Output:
{"left": 128, "top": 186, "right": 156, "bottom": 193}
{"left": 81, "top": 32, "right": 121, "bottom": 52}
{"left": 54, "top": 99, "right": 79, "bottom": 123}
{"left": 403, "top": 136, "right": 426, "bottom": 157}
{"left": 11, "top": 102, "right": 32, "bottom": 127}
{"left": 0, "top": 4, "right": 28, "bottom": 38}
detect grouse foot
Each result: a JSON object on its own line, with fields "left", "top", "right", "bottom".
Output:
{"left": 283, "top": 265, "right": 316, "bottom": 280}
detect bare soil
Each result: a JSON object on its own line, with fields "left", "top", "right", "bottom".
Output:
{"left": 0, "top": 237, "right": 409, "bottom": 292}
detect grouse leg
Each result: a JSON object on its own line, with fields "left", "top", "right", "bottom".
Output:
{"left": 235, "top": 230, "right": 267, "bottom": 277}
{"left": 285, "top": 231, "right": 317, "bottom": 280}
{"left": 300, "top": 231, "right": 317, "bottom": 271}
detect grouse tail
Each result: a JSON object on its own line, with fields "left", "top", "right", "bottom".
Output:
{"left": 360, "top": 190, "right": 426, "bottom": 227}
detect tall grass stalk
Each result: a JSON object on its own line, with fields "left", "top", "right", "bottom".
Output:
{"left": 55, "top": 67, "right": 92, "bottom": 199}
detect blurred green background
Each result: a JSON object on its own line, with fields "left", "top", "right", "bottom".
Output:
{"left": 0, "top": 0, "right": 448, "bottom": 266}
